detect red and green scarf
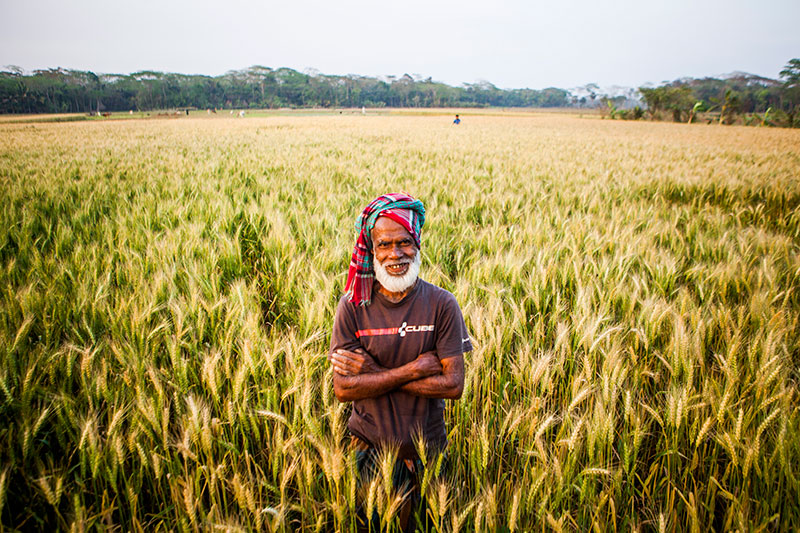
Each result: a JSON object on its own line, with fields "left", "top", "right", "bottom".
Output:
{"left": 345, "top": 193, "right": 426, "bottom": 306}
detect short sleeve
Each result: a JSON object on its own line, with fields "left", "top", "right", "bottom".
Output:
{"left": 330, "top": 295, "right": 363, "bottom": 355}
{"left": 435, "top": 291, "right": 473, "bottom": 359}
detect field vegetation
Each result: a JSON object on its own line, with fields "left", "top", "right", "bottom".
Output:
{"left": 1, "top": 113, "right": 799, "bottom": 531}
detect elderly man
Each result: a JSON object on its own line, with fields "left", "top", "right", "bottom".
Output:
{"left": 329, "top": 192, "right": 472, "bottom": 530}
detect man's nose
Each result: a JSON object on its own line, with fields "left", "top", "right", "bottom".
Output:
{"left": 388, "top": 244, "right": 405, "bottom": 258}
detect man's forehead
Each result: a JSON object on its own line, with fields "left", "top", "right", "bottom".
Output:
{"left": 372, "top": 216, "right": 413, "bottom": 240}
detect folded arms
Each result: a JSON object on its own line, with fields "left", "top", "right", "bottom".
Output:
{"left": 330, "top": 348, "right": 464, "bottom": 402}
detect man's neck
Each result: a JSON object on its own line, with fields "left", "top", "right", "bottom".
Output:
{"left": 376, "top": 278, "right": 419, "bottom": 304}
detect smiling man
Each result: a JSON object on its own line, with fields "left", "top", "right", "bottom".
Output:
{"left": 329, "top": 192, "right": 472, "bottom": 530}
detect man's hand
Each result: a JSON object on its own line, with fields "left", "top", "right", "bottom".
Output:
{"left": 400, "top": 355, "right": 464, "bottom": 399}
{"left": 329, "top": 348, "right": 382, "bottom": 376}
{"left": 411, "top": 351, "right": 443, "bottom": 377}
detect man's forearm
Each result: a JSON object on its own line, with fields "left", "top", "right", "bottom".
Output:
{"left": 399, "top": 374, "right": 462, "bottom": 399}
{"left": 334, "top": 363, "right": 424, "bottom": 402}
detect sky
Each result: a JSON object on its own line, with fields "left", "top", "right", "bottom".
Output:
{"left": 1, "top": 0, "right": 798, "bottom": 90}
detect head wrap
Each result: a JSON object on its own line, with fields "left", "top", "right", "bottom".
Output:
{"left": 345, "top": 193, "right": 426, "bottom": 306}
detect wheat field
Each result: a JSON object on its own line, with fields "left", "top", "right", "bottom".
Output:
{"left": 1, "top": 112, "right": 799, "bottom": 531}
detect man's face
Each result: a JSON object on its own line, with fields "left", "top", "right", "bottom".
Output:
{"left": 371, "top": 217, "right": 420, "bottom": 293}
{"left": 372, "top": 216, "right": 418, "bottom": 275}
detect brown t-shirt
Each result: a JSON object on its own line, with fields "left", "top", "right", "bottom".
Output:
{"left": 330, "top": 279, "right": 473, "bottom": 457}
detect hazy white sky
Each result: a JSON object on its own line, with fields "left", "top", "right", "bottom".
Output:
{"left": 1, "top": 0, "right": 797, "bottom": 89}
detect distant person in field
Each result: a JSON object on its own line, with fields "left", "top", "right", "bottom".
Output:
{"left": 453, "top": 114, "right": 461, "bottom": 125}
{"left": 329, "top": 193, "right": 471, "bottom": 531}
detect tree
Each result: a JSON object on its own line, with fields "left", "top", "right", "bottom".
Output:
{"left": 717, "top": 89, "right": 740, "bottom": 125}
{"left": 639, "top": 87, "right": 666, "bottom": 119}
{"left": 687, "top": 101, "right": 703, "bottom": 124}
{"left": 780, "top": 58, "right": 800, "bottom": 86}
{"left": 779, "top": 58, "right": 800, "bottom": 127}
{"left": 665, "top": 86, "right": 694, "bottom": 122}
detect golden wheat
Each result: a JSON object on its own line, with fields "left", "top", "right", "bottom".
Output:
{"left": 0, "top": 112, "right": 798, "bottom": 530}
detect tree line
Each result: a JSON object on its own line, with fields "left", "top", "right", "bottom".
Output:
{"left": 1, "top": 60, "right": 798, "bottom": 127}
{"left": 633, "top": 59, "right": 800, "bottom": 127}
{"left": 0, "top": 66, "right": 571, "bottom": 114}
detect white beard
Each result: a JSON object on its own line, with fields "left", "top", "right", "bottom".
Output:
{"left": 374, "top": 252, "right": 421, "bottom": 294}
